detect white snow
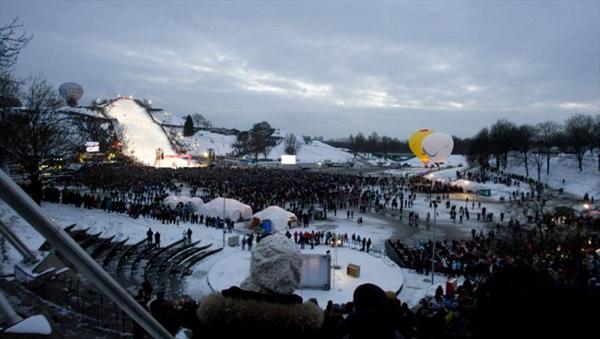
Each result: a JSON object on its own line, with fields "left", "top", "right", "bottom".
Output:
{"left": 269, "top": 139, "right": 354, "bottom": 163}
{"left": 104, "top": 98, "right": 188, "bottom": 167}
{"left": 175, "top": 129, "right": 237, "bottom": 157}
{"left": 208, "top": 245, "right": 404, "bottom": 306}
{"left": 504, "top": 152, "right": 600, "bottom": 199}
{"left": 0, "top": 192, "right": 513, "bottom": 308}
{"left": 251, "top": 206, "right": 298, "bottom": 232}
{"left": 400, "top": 154, "right": 467, "bottom": 168}
{"left": 4, "top": 314, "right": 52, "bottom": 335}
{"left": 449, "top": 179, "right": 521, "bottom": 200}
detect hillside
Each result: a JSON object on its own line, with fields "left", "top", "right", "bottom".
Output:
{"left": 103, "top": 98, "right": 188, "bottom": 167}
{"left": 504, "top": 152, "right": 600, "bottom": 199}
{"left": 168, "top": 128, "right": 236, "bottom": 156}
{"left": 267, "top": 139, "right": 354, "bottom": 163}
{"left": 166, "top": 126, "right": 355, "bottom": 162}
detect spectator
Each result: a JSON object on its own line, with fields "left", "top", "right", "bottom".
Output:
{"left": 193, "top": 233, "right": 322, "bottom": 339}
{"left": 154, "top": 231, "right": 161, "bottom": 249}
{"left": 339, "top": 283, "right": 402, "bottom": 339}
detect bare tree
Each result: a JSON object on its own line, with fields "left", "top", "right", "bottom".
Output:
{"left": 0, "top": 76, "right": 85, "bottom": 203}
{"left": 0, "top": 18, "right": 32, "bottom": 108}
{"left": 232, "top": 131, "right": 251, "bottom": 157}
{"left": 535, "top": 121, "right": 563, "bottom": 176}
{"left": 489, "top": 119, "right": 518, "bottom": 170}
{"left": 190, "top": 113, "right": 211, "bottom": 129}
{"left": 0, "top": 18, "right": 32, "bottom": 73}
{"left": 529, "top": 124, "right": 545, "bottom": 182}
{"left": 466, "top": 127, "right": 492, "bottom": 176}
{"left": 284, "top": 133, "right": 301, "bottom": 155}
{"left": 565, "top": 114, "right": 594, "bottom": 172}
{"left": 515, "top": 124, "right": 534, "bottom": 177}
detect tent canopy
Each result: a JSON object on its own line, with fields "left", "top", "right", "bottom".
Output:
{"left": 199, "top": 197, "right": 253, "bottom": 221}
{"left": 251, "top": 206, "right": 298, "bottom": 233}
{"left": 163, "top": 195, "right": 204, "bottom": 211}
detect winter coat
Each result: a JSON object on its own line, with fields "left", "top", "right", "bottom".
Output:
{"left": 193, "top": 286, "right": 323, "bottom": 339}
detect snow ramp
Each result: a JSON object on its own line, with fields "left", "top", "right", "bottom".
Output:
{"left": 104, "top": 97, "right": 189, "bottom": 167}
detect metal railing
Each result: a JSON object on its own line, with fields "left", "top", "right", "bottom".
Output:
{"left": 0, "top": 169, "right": 173, "bottom": 339}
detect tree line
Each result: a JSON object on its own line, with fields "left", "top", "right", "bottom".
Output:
{"left": 325, "top": 132, "right": 470, "bottom": 158}
{"left": 466, "top": 114, "right": 600, "bottom": 179}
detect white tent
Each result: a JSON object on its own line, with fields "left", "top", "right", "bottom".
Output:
{"left": 199, "top": 197, "right": 253, "bottom": 221}
{"left": 251, "top": 206, "right": 298, "bottom": 232}
{"left": 163, "top": 195, "right": 204, "bottom": 211}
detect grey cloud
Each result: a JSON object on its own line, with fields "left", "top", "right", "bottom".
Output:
{"left": 1, "top": 0, "right": 598, "bottom": 138}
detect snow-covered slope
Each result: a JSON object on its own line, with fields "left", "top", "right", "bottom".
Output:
{"left": 176, "top": 130, "right": 355, "bottom": 162}
{"left": 175, "top": 130, "right": 236, "bottom": 156}
{"left": 104, "top": 98, "right": 188, "bottom": 167}
{"left": 268, "top": 139, "right": 354, "bottom": 163}
{"left": 505, "top": 152, "right": 600, "bottom": 199}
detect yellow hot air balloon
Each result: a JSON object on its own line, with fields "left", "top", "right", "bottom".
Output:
{"left": 409, "top": 129, "right": 433, "bottom": 165}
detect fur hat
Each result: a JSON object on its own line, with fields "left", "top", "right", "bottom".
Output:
{"left": 241, "top": 233, "right": 302, "bottom": 295}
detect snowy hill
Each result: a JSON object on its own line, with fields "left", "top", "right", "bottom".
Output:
{"left": 103, "top": 98, "right": 188, "bottom": 167}
{"left": 267, "top": 139, "right": 354, "bottom": 163}
{"left": 168, "top": 128, "right": 236, "bottom": 157}
{"left": 504, "top": 152, "right": 600, "bottom": 199}
{"left": 170, "top": 127, "right": 355, "bottom": 162}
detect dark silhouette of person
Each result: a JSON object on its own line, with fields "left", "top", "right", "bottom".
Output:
{"left": 147, "top": 228, "right": 153, "bottom": 245}
{"left": 133, "top": 288, "right": 148, "bottom": 339}
{"left": 339, "top": 283, "right": 401, "bottom": 338}
{"left": 154, "top": 231, "right": 161, "bottom": 248}
{"left": 142, "top": 279, "right": 153, "bottom": 301}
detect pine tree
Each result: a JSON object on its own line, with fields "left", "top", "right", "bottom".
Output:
{"left": 183, "top": 115, "right": 194, "bottom": 136}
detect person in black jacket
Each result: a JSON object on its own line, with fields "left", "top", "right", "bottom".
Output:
{"left": 339, "top": 283, "right": 403, "bottom": 339}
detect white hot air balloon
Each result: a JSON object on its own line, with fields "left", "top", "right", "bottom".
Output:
{"left": 421, "top": 132, "right": 454, "bottom": 164}
{"left": 59, "top": 82, "right": 84, "bottom": 107}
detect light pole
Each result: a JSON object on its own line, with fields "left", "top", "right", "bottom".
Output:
{"left": 222, "top": 195, "right": 226, "bottom": 248}
{"left": 431, "top": 201, "right": 437, "bottom": 285}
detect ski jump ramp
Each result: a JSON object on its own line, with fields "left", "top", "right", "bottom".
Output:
{"left": 104, "top": 97, "right": 190, "bottom": 167}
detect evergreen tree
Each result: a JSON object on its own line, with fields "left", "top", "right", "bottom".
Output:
{"left": 183, "top": 115, "right": 194, "bottom": 136}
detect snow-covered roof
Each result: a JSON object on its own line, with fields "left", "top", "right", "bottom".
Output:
{"left": 164, "top": 195, "right": 204, "bottom": 211}
{"left": 251, "top": 206, "right": 298, "bottom": 232}
{"left": 199, "top": 197, "right": 253, "bottom": 221}
{"left": 4, "top": 315, "right": 52, "bottom": 335}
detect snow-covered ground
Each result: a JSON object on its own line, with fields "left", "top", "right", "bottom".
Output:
{"left": 104, "top": 98, "right": 188, "bottom": 167}
{"left": 208, "top": 246, "right": 404, "bottom": 306}
{"left": 171, "top": 129, "right": 236, "bottom": 157}
{"left": 504, "top": 152, "right": 600, "bottom": 199}
{"left": 171, "top": 128, "right": 355, "bottom": 163}
{"left": 268, "top": 139, "right": 354, "bottom": 163}
{"left": 400, "top": 154, "right": 467, "bottom": 168}
{"left": 383, "top": 155, "right": 467, "bottom": 177}
{"left": 1, "top": 200, "right": 465, "bottom": 307}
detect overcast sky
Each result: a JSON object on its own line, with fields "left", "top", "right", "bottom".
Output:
{"left": 1, "top": 1, "right": 599, "bottom": 138}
